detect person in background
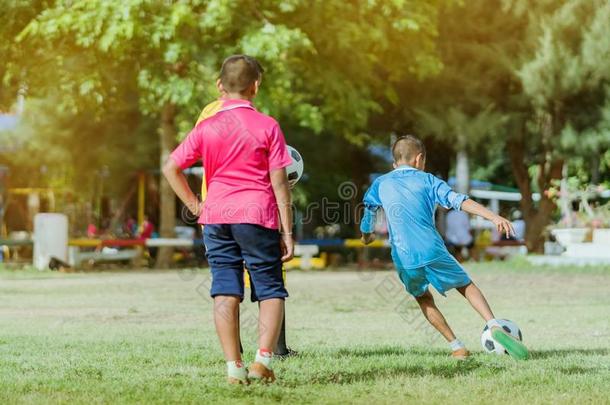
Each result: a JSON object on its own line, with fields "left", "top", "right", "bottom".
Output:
{"left": 512, "top": 210, "right": 526, "bottom": 242}
{"left": 137, "top": 215, "right": 155, "bottom": 240}
{"left": 445, "top": 208, "right": 474, "bottom": 261}
{"left": 87, "top": 222, "right": 97, "bottom": 239}
{"left": 124, "top": 216, "right": 137, "bottom": 238}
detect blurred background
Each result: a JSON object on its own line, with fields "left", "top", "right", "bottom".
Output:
{"left": 1, "top": 0, "right": 609, "bottom": 269}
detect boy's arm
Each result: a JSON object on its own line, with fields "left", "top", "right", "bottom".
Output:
{"left": 430, "top": 175, "right": 514, "bottom": 237}
{"left": 461, "top": 199, "right": 515, "bottom": 238}
{"left": 162, "top": 158, "right": 200, "bottom": 216}
{"left": 360, "top": 180, "right": 381, "bottom": 245}
{"left": 360, "top": 207, "right": 377, "bottom": 245}
{"left": 163, "top": 125, "right": 204, "bottom": 217}
{"left": 270, "top": 168, "right": 294, "bottom": 262}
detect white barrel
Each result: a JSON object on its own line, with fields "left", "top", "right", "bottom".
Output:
{"left": 33, "top": 213, "right": 68, "bottom": 270}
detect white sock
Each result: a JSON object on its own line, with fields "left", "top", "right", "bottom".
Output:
{"left": 487, "top": 319, "right": 502, "bottom": 329}
{"left": 227, "top": 360, "right": 247, "bottom": 380}
{"left": 255, "top": 348, "right": 273, "bottom": 370}
{"left": 449, "top": 339, "right": 465, "bottom": 351}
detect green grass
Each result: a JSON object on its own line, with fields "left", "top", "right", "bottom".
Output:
{"left": 1, "top": 262, "right": 609, "bottom": 404}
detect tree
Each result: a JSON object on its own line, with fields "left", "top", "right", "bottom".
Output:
{"left": 383, "top": 0, "right": 610, "bottom": 252}
{"left": 0, "top": 0, "right": 48, "bottom": 111}
{"left": 15, "top": 0, "right": 313, "bottom": 265}
{"left": 371, "top": 0, "right": 525, "bottom": 192}
{"left": 510, "top": 0, "right": 610, "bottom": 251}
{"left": 12, "top": 0, "right": 442, "bottom": 264}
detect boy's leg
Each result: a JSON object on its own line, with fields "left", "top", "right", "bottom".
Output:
{"left": 257, "top": 302, "right": 292, "bottom": 357}
{"left": 396, "top": 260, "right": 470, "bottom": 358}
{"left": 233, "top": 224, "right": 289, "bottom": 382}
{"left": 395, "top": 262, "right": 458, "bottom": 342}
{"left": 457, "top": 283, "right": 529, "bottom": 360}
{"left": 247, "top": 298, "right": 283, "bottom": 382}
{"left": 457, "top": 282, "right": 529, "bottom": 360}
{"left": 258, "top": 298, "right": 285, "bottom": 351}
{"left": 456, "top": 282, "right": 494, "bottom": 322}
{"left": 214, "top": 295, "right": 242, "bottom": 361}
{"left": 214, "top": 297, "right": 249, "bottom": 383}
{"left": 415, "top": 289, "right": 470, "bottom": 359}
{"left": 427, "top": 255, "right": 528, "bottom": 359}
{"left": 415, "top": 289, "right": 456, "bottom": 342}
{"left": 250, "top": 270, "right": 294, "bottom": 357}
{"left": 425, "top": 255, "right": 493, "bottom": 322}
{"left": 204, "top": 224, "right": 248, "bottom": 383}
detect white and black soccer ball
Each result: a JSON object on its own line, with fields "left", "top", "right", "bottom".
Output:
{"left": 481, "top": 319, "right": 523, "bottom": 355}
{"left": 286, "top": 145, "right": 304, "bottom": 187}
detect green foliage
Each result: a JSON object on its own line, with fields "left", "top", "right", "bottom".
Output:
{"left": 416, "top": 105, "right": 509, "bottom": 152}
{"left": 0, "top": 0, "right": 47, "bottom": 110}
{"left": 516, "top": 0, "right": 610, "bottom": 180}
{"left": 15, "top": 0, "right": 441, "bottom": 140}
{"left": 519, "top": 0, "right": 610, "bottom": 107}
{"left": 2, "top": 0, "right": 442, "bottom": 226}
{"left": 390, "top": 0, "right": 527, "bottom": 156}
{"left": 2, "top": 0, "right": 610, "bottom": 240}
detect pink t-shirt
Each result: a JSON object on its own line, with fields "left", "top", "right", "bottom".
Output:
{"left": 170, "top": 99, "right": 292, "bottom": 229}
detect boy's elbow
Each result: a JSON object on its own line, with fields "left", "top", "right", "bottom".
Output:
{"left": 162, "top": 158, "right": 179, "bottom": 178}
{"left": 272, "top": 178, "right": 289, "bottom": 192}
{"left": 457, "top": 196, "right": 470, "bottom": 211}
{"left": 270, "top": 168, "right": 290, "bottom": 191}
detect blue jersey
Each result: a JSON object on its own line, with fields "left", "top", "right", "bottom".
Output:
{"left": 360, "top": 165, "right": 469, "bottom": 268}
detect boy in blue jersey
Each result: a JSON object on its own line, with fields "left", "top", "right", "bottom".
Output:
{"left": 360, "top": 135, "right": 528, "bottom": 360}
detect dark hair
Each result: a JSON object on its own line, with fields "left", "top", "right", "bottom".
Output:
{"left": 219, "top": 55, "right": 264, "bottom": 94}
{"left": 391, "top": 134, "right": 426, "bottom": 163}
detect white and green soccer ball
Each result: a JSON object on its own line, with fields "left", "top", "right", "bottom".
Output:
{"left": 481, "top": 319, "right": 523, "bottom": 355}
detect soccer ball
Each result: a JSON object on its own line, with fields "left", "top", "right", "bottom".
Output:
{"left": 480, "top": 319, "right": 523, "bottom": 355}
{"left": 286, "top": 145, "right": 304, "bottom": 187}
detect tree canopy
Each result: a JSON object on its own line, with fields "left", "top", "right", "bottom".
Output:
{"left": 1, "top": 0, "right": 609, "bottom": 253}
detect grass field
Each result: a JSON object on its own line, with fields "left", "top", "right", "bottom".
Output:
{"left": 1, "top": 261, "right": 609, "bottom": 404}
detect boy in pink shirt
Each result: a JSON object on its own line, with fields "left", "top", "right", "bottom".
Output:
{"left": 163, "top": 55, "right": 293, "bottom": 384}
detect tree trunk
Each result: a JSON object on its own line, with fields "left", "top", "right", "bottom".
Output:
{"left": 508, "top": 115, "right": 563, "bottom": 253}
{"left": 155, "top": 102, "right": 177, "bottom": 268}
{"left": 590, "top": 153, "right": 600, "bottom": 185}
{"left": 455, "top": 147, "right": 470, "bottom": 194}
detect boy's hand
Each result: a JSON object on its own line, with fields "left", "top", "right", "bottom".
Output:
{"left": 361, "top": 232, "right": 375, "bottom": 245}
{"left": 491, "top": 215, "right": 516, "bottom": 239}
{"left": 280, "top": 233, "right": 294, "bottom": 262}
{"left": 461, "top": 200, "right": 516, "bottom": 239}
{"left": 187, "top": 199, "right": 202, "bottom": 217}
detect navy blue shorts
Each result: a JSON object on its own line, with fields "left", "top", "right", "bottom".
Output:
{"left": 203, "top": 224, "right": 288, "bottom": 302}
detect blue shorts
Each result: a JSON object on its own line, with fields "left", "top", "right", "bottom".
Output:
{"left": 203, "top": 224, "right": 288, "bottom": 302}
{"left": 392, "top": 251, "right": 471, "bottom": 297}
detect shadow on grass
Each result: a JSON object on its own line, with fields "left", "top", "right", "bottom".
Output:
{"left": 278, "top": 346, "right": 503, "bottom": 386}
{"left": 338, "top": 347, "right": 610, "bottom": 361}
{"left": 299, "top": 360, "right": 491, "bottom": 386}
{"left": 530, "top": 348, "right": 609, "bottom": 360}
{"left": 335, "top": 346, "right": 413, "bottom": 358}
{"left": 335, "top": 346, "right": 470, "bottom": 358}
{"left": 555, "top": 366, "right": 600, "bottom": 375}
